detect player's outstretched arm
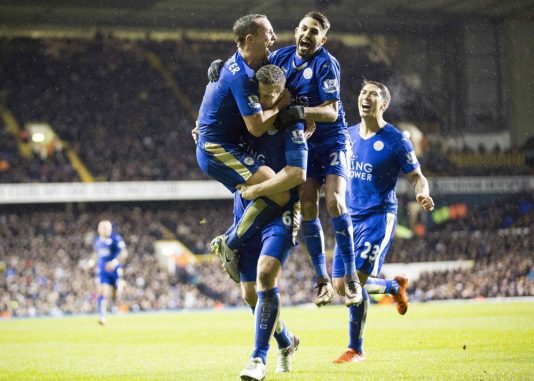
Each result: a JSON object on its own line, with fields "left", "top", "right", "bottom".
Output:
{"left": 406, "top": 168, "right": 434, "bottom": 211}
{"left": 237, "top": 165, "right": 306, "bottom": 200}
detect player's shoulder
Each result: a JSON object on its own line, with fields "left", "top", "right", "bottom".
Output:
{"left": 222, "top": 51, "right": 250, "bottom": 79}
{"left": 381, "top": 123, "right": 404, "bottom": 139}
{"left": 314, "top": 47, "right": 339, "bottom": 66}
{"left": 382, "top": 123, "right": 413, "bottom": 148}
{"left": 111, "top": 233, "right": 124, "bottom": 243}
{"left": 270, "top": 45, "right": 296, "bottom": 59}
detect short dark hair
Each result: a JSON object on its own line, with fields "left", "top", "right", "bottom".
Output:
{"left": 232, "top": 14, "right": 267, "bottom": 48}
{"left": 303, "top": 11, "right": 330, "bottom": 32}
{"left": 363, "top": 80, "right": 391, "bottom": 106}
{"left": 256, "top": 64, "right": 286, "bottom": 87}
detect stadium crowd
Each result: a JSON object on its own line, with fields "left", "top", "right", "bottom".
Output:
{"left": 1, "top": 36, "right": 531, "bottom": 184}
{"left": 1, "top": 194, "right": 532, "bottom": 318}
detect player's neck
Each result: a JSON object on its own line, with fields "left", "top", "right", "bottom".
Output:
{"left": 238, "top": 47, "right": 264, "bottom": 70}
{"left": 360, "top": 117, "right": 386, "bottom": 136}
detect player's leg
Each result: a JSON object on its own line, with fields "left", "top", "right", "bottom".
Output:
{"left": 257, "top": 236, "right": 299, "bottom": 373}
{"left": 333, "top": 213, "right": 397, "bottom": 362}
{"left": 324, "top": 169, "right": 360, "bottom": 307}
{"left": 299, "top": 177, "right": 334, "bottom": 306}
{"left": 332, "top": 263, "right": 368, "bottom": 363}
{"left": 97, "top": 282, "right": 112, "bottom": 325}
{"left": 365, "top": 274, "right": 409, "bottom": 315}
{"left": 199, "top": 143, "right": 289, "bottom": 283}
{"left": 226, "top": 165, "right": 290, "bottom": 250}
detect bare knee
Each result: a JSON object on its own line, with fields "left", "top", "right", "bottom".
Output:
{"left": 257, "top": 269, "right": 276, "bottom": 290}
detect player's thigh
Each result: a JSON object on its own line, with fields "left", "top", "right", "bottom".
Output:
{"left": 298, "top": 178, "right": 321, "bottom": 218}
{"left": 257, "top": 234, "right": 291, "bottom": 289}
{"left": 354, "top": 213, "right": 397, "bottom": 277}
{"left": 99, "top": 282, "right": 113, "bottom": 298}
{"left": 196, "top": 143, "right": 260, "bottom": 191}
{"left": 324, "top": 174, "right": 348, "bottom": 215}
{"left": 247, "top": 165, "right": 276, "bottom": 185}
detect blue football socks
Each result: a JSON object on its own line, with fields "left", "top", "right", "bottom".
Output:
{"left": 332, "top": 213, "right": 356, "bottom": 277}
{"left": 252, "top": 288, "right": 281, "bottom": 364}
{"left": 348, "top": 288, "right": 369, "bottom": 353}
{"left": 365, "top": 278, "right": 400, "bottom": 295}
{"left": 302, "top": 218, "right": 328, "bottom": 278}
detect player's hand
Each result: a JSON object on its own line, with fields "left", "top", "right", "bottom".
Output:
{"left": 237, "top": 184, "right": 259, "bottom": 200}
{"left": 416, "top": 194, "right": 434, "bottom": 211}
{"left": 207, "top": 59, "right": 224, "bottom": 82}
{"left": 275, "top": 105, "right": 306, "bottom": 131}
{"left": 191, "top": 125, "right": 199, "bottom": 144}
{"left": 105, "top": 259, "right": 119, "bottom": 272}
{"left": 304, "top": 120, "right": 316, "bottom": 139}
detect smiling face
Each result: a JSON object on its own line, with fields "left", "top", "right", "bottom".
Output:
{"left": 358, "top": 83, "right": 389, "bottom": 119}
{"left": 294, "top": 16, "right": 327, "bottom": 59}
{"left": 252, "top": 17, "right": 277, "bottom": 59}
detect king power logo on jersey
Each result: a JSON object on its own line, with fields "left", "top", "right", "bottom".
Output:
{"left": 349, "top": 158, "right": 373, "bottom": 181}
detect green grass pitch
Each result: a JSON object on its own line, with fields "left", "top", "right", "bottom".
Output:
{"left": 1, "top": 301, "right": 533, "bottom": 380}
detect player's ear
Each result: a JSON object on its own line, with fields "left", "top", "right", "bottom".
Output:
{"left": 321, "top": 35, "right": 328, "bottom": 45}
{"left": 245, "top": 33, "right": 255, "bottom": 44}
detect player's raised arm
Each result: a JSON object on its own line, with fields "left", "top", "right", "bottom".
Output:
{"left": 406, "top": 167, "right": 434, "bottom": 211}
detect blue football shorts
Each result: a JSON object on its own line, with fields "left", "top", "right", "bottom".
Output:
{"left": 98, "top": 266, "right": 123, "bottom": 288}
{"left": 333, "top": 213, "right": 397, "bottom": 278}
{"left": 306, "top": 132, "right": 350, "bottom": 184}
{"left": 196, "top": 141, "right": 261, "bottom": 192}
{"left": 238, "top": 201, "right": 301, "bottom": 282}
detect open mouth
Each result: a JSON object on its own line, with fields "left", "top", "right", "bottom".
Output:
{"left": 361, "top": 103, "right": 371, "bottom": 112}
{"left": 299, "top": 39, "right": 312, "bottom": 50}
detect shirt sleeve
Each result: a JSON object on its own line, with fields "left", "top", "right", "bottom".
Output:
{"left": 317, "top": 58, "right": 341, "bottom": 103}
{"left": 395, "top": 137, "right": 420, "bottom": 174}
{"left": 229, "top": 74, "right": 262, "bottom": 117}
{"left": 284, "top": 121, "right": 308, "bottom": 169}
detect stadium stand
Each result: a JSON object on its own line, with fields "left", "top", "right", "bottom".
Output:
{"left": 2, "top": 35, "right": 528, "bottom": 183}
{"left": 1, "top": 194, "right": 532, "bottom": 318}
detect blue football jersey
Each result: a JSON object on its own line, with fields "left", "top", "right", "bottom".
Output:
{"left": 347, "top": 123, "right": 420, "bottom": 216}
{"left": 94, "top": 234, "right": 126, "bottom": 273}
{"left": 233, "top": 122, "right": 308, "bottom": 223}
{"left": 269, "top": 46, "right": 347, "bottom": 143}
{"left": 197, "top": 51, "right": 262, "bottom": 145}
